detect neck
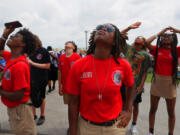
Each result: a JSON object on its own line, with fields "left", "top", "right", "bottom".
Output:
{"left": 65, "top": 52, "right": 73, "bottom": 57}
{"left": 11, "top": 49, "right": 23, "bottom": 60}
{"left": 133, "top": 43, "right": 142, "bottom": 51}
{"left": 94, "top": 44, "right": 112, "bottom": 59}
{"left": 162, "top": 44, "right": 171, "bottom": 49}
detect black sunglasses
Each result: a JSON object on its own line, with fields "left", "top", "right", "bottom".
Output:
{"left": 96, "top": 24, "right": 115, "bottom": 33}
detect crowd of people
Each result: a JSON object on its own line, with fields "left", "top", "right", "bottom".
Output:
{"left": 0, "top": 21, "right": 180, "bottom": 135}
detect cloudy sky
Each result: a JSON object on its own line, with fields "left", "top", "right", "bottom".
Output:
{"left": 0, "top": 0, "right": 180, "bottom": 49}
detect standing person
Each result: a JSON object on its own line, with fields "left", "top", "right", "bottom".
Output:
{"left": 58, "top": 41, "right": 81, "bottom": 134}
{"left": 28, "top": 35, "right": 50, "bottom": 126}
{"left": 47, "top": 46, "right": 58, "bottom": 93}
{"left": 121, "top": 22, "right": 151, "bottom": 135}
{"left": 0, "top": 26, "right": 36, "bottom": 134}
{"left": 145, "top": 27, "right": 180, "bottom": 135}
{"left": 67, "top": 23, "right": 135, "bottom": 135}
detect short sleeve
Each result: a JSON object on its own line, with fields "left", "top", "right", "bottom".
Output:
{"left": 177, "top": 46, "right": 180, "bottom": 58}
{"left": 12, "top": 62, "right": 29, "bottom": 91}
{"left": 122, "top": 60, "right": 134, "bottom": 87}
{"left": 66, "top": 62, "right": 81, "bottom": 96}
{"left": 149, "top": 46, "right": 156, "bottom": 56}
{"left": 2, "top": 51, "right": 12, "bottom": 62}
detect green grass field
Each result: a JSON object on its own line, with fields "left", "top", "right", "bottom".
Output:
{"left": 146, "top": 73, "right": 153, "bottom": 83}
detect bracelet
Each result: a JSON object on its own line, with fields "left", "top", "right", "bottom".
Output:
{"left": 0, "top": 35, "right": 7, "bottom": 41}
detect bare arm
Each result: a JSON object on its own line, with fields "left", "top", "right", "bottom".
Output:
{"left": 58, "top": 70, "right": 63, "bottom": 96}
{"left": 146, "top": 28, "right": 170, "bottom": 51}
{"left": 68, "top": 95, "right": 80, "bottom": 135}
{"left": 0, "top": 27, "right": 15, "bottom": 56}
{"left": 28, "top": 59, "right": 50, "bottom": 69}
{"left": 0, "top": 88, "right": 25, "bottom": 101}
{"left": 49, "top": 53, "right": 59, "bottom": 61}
{"left": 136, "top": 69, "right": 148, "bottom": 94}
{"left": 117, "top": 84, "right": 136, "bottom": 128}
{"left": 121, "top": 22, "right": 141, "bottom": 34}
{"left": 169, "top": 26, "right": 180, "bottom": 34}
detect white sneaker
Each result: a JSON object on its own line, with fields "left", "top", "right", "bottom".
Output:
{"left": 130, "top": 125, "right": 137, "bottom": 134}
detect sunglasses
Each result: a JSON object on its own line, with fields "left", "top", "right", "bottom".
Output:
{"left": 96, "top": 24, "right": 115, "bottom": 33}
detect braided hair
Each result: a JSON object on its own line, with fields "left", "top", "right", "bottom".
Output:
{"left": 153, "top": 33, "right": 179, "bottom": 85}
{"left": 87, "top": 24, "right": 126, "bottom": 64}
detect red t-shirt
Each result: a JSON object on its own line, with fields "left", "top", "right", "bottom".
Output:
{"left": 150, "top": 46, "right": 180, "bottom": 76}
{"left": 58, "top": 53, "right": 81, "bottom": 93}
{"left": 67, "top": 55, "right": 134, "bottom": 123}
{"left": 1, "top": 51, "right": 31, "bottom": 107}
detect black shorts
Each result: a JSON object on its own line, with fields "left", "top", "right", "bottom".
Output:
{"left": 134, "top": 88, "right": 144, "bottom": 104}
{"left": 31, "top": 80, "right": 48, "bottom": 99}
{"left": 48, "top": 66, "right": 58, "bottom": 81}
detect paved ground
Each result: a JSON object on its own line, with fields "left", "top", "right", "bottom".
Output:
{"left": 0, "top": 83, "right": 180, "bottom": 135}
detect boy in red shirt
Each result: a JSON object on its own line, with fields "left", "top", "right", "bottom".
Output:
{"left": 58, "top": 41, "right": 81, "bottom": 103}
{"left": 58, "top": 41, "right": 81, "bottom": 135}
{"left": 0, "top": 25, "right": 36, "bottom": 134}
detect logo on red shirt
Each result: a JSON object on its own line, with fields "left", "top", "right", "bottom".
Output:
{"left": 81, "top": 72, "right": 93, "bottom": 79}
{"left": 36, "top": 54, "right": 43, "bottom": 60}
{"left": 112, "top": 70, "right": 121, "bottom": 85}
{"left": 4, "top": 70, "right": 11, "bottom": 80}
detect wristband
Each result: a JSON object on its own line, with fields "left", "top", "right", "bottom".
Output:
{"left": 0, "top": 35, "right": 7, "bottom": 41}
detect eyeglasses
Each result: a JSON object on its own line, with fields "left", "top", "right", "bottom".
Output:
{"left": 96, "top": 24, "right": 115, "bottom": 33}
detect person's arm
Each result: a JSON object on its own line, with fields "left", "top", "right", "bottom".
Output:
{"left": 58, "top": 70, "right": 63, "bottom": 96}
{"left": 0, "top": 26, "right": 15, "bottom": 56}
{"left": 0, "top": 88, "right": 25, "bottom": 101}
{"left": 121, "top": 22, "right": 141, "bottom": 34}
{"left": 117, "top": 84, "right": 136, "bottom": 128}
{"left": 146, "top": 28, "right": 170, "bottom": 51}
{"left": 169, "top": 26, "right": 180, "bottom": 34}
{"left": 28, "top": 59, "right": 50, "bottom": 69}
{"left": 49, "top": 53, "right": 59, "bottom": 61}
{"left": 68, "top": 94, "right": 80, "bottom": 135}
{"left": 136, "top": 70, "right": 147, "bottom": 94}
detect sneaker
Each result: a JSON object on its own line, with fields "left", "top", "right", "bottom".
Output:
{"left": 147, "top": 133, "right": 154, "bottom": 135}
{"left": 37, "top": 116, "right": 45, "bottom": 126}
{"left": 130, "top": 125, "right": 137, "bottom": 134}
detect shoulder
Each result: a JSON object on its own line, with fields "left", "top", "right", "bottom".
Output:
{"left": 117, "top": 57, "right": 131, "bottom": 67}
{"left": 71, "top": 55, "right": 91, "bottom": 68}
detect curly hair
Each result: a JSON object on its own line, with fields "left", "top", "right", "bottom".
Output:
{"left": 153, "top": 33, "right": 179, "bottom": 85}
{"left": 17, "top": 28, "right": 36, "bottom": 56}
{"left": 87, "top": 24, "right": 126, "bottom": 64}
{"left": 65, "top": 41, "right": 78, "bottom": 53}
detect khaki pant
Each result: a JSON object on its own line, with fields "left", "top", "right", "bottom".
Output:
{"left": 78, "top": 116, "right": 126, "bottom": 135}
{"left": 63, "top": 94, "right": 69, "bottom": 104}
{"left": 7, "top": 103, "right": 36, "bottom": 135}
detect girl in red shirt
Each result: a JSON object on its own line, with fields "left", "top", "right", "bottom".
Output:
{"left": 67, "top": 23, "right": 135, "bottom": 135}
{"left": 146, "top": 27, "right": 180, "bottom": 135}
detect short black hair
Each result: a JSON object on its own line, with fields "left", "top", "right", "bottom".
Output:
{"left": 65, "top": 41, "right": 77, "bottom": 53}
{"left": 17, "top": 28, "right": 36, "bottom": 56}
{"left": 47, "top": 46, "right": 52, "bottom": 51}
{"left": 87, "top": 24, "right": 126, "bottom": 64}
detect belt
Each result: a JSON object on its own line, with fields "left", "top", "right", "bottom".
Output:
{"left": 81, "top": 115, "right": 118, "bottom": 127}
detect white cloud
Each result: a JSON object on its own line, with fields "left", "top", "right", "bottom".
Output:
{"left": 0, "top": 0, "right": 180, "bottom": 49}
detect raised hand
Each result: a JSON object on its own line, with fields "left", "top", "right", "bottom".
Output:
{"left": 3, "top": 26, "right": 15, "bottom": 39}
{"left": 168, "top": 26, "right": 180, "bottom": 34}
{"left": 129, "top": 22, "right": 142, "bottom": 29}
